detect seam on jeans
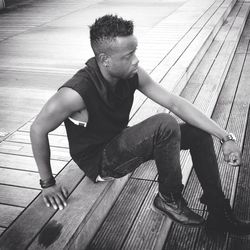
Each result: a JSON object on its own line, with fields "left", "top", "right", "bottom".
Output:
{"left": 127, "top": 134, "right": 155, "bottom": 155}
{"left": 112, "top": 156, "right": 143, "bottom": 172}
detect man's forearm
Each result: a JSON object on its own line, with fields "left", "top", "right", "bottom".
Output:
{"left": 172, "top": 97, "right": 228, "bottom": 140}
{"left": 30, "top": 126, "right": 53, "bottom": 180}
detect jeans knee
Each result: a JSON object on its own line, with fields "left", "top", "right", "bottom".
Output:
{"left": 189, "top": 125, "right": 213, "bottom": 145}
{"left": 153, "top": 113, "right": 181, "bottom": 140}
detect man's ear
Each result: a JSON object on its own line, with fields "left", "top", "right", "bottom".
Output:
{"left": 98, "top": 53, "right": 111, "bottom": 68}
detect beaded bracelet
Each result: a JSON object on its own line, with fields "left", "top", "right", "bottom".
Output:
{"left": 40, "top": 176, "right": 56, "bottom": 188}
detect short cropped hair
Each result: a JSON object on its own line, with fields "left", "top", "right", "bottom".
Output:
{"left": 89, "top": 14, "right": 134, "bottom": 56}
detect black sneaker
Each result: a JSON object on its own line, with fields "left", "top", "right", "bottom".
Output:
{"left": 205, "top": 199, "right": 250, "bottom": 235}
{"left": 153, "top": 193, "right": 205, "bottom": 226}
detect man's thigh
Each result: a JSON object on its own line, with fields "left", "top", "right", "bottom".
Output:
{"left": 100, "top": 113, "right": 177, "bottom": 178}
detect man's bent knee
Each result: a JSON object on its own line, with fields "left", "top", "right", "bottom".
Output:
{"left": 152, "top": 113, "right": 181, "bottom": 140}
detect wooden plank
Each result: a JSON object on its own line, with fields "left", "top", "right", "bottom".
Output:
{"left": 126, "top": 40, "right": 239, "bottom": 249}
{"left": 130, "top": 1, "right": 241, "bottom": 126}
{"left": 0, "top": 141, "right": 70, "bottom": 161}
{"left": 0, "top": 70, "right": 70, "bottom": 90}
{"left": 131, "top": 160, "right": 158, "bottom": 180}
{"left": 211, "top": 53, "right": 246, "bottom": 153}
{"left": 91, "top": 152, "right": 194, "bottom": 250}
{"left": 121, "top": 182, "right": 173, "bottom": 250}
{"left": 190, "top": 2, "right": 241, "bottom": 84}
{"left": 130, "top": 0, "right": 225, "bottom": 118}
{"left": 0, "top": 153, "right": 65, "bottom": 174}
{"left": 163, "top": 214, "right": 204, "bottom": 250}
{"left": 19, "top": 122, "right": 67, "bottom": 136}
{"left": 0, "top": 161, "right": 84, "bottom": 249}
{"left": 222, "top": 53, "right": 250, "bottom": 197}
{"left": 168, "top": 210, "right": 228, "bottom": 250}
{"left": 0, "top": 1, "right": 184, "bottom": 74}
{"left": 179, "top": 53, "right": 246, "bottom": 211}
{"left": 0, "top": 87, "right": 53, "bottom": 106}
{"left": 29, "top": 176, "right": 129, "bottom": 250}
{"left": 0, "top": 204, "right": 23, "bottom": 228}
{"left": 194, "top": 2, "right": 249, "bottom": 112}
{"left": 170, "top": 0, "right": 237, "bottom": 91}
{"left": 6, "top": 131, "right": 69, "bottom": 148}
{"left": 235, "top": 37, "right": 249, "bottom": 54}
{"left": 194, "top": 31, "right": 250, "bottom": 250}
{"left": 0, "top": 184, "right": 40, "bottom": 207}
{"left": 149, "top": 28, "right": 202, "bottom": 84}
{"left": 232, "top": 112, "right": 250, "bottom": 216}
{"left": 88, "top": 179, "right": 152, "bottom": 250}
{"left": 0, "top": 168, "right": 41, "bottom": 189}
{"left": 92, "top": 4, "right": 250, "bottom": 249}
{"left": 161, "top": 5, "right": 250, "bottom": 249}
{"left": 0, "top": 110, "right": 37, "bottom": 138}
{"left": 192, "top": 1, "right": 225, "bottom": 29}
{"left": 183, "top": 170, "right": 204, "bottom": 210}
{"left": 0, "top": 0, "right": 244, "bottom": 249}
{"left": 226, "top": 84, "right": 250, "bottom": 250}
{"left": 212, "top": 54, "right": 250, "bottom": 200}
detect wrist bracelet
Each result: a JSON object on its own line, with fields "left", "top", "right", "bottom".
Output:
{"left": 40, "top": 176, "right": 56, "bottom": 188}
{"left": 220, "top": 132, "right": 236, "bottom": 144}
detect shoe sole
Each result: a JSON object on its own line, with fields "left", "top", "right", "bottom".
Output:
{"left": 151, "top": 203, "right": 205, "bottom": 227}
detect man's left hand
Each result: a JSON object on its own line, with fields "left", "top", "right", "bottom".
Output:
{"left": 222, "top": 141, "right": 242, "bottom": 166}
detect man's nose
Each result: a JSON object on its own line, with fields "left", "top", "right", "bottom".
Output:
{"left": 133, "top": 55, "right": 139, "bottom": 65}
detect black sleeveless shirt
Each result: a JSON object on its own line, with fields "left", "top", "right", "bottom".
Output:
{"left": 60, "top": 58, "right": 139, "bottom": 181}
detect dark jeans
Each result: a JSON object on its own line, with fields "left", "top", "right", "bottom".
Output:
{"left": 100, "top": 113, "right": 225, "bottom": 203}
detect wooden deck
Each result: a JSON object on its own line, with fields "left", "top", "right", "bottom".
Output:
{"left": 0, "top": 0, "right": 250, "bottom": 249}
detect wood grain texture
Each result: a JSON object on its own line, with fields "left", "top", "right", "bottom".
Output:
{"left": 19, "top": 122, "right": 67, "bottom": 136}
{"left": 131, "top": 160, "right": 158, "bottom": 180}
{"left": 159, "top": 3, "right": 250, "bottom": 249}
{"left": 0, "top": 161, "right": 84, "bottom": 249}
{"left": 29, "top": 176, "right": 130, "bottom": 250}
{"left": 0, "top": 184, "right": 40, "bottom": 207}
{"left": 0, "top": 141, "right": 70, "bottom": 161}
{"left": 0, "top": 168, "right": 41, "bottom": 189}
{"left": 6, "top": 131, "right": 69, "bottom": 148}
{"left": 1, "top": 0, "right": 250, "bottom": 249}
{"left": 89, "top": 179, "right": 152, "bottom": 250}
{"left": 0, "top": 204, "right": 23, "bottom": 228}
{"left": 0, "top": 153, "right": 65, "bottom": 174}
{"left": 121, "top": 182, "right": 172, "bottom": 250}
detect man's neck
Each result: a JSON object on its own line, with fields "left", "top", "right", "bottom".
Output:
{"left": 97, "top": 62, "right": 119, "bottom": 87}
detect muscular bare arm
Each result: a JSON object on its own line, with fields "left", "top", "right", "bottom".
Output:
{"left": 137, "top": 67, "right": 241, "bottom": 166}
{"left": 30, "top": 87, "right": 85, "bottom": 209}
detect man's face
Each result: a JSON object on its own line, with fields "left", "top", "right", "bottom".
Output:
{"left": 107, "top": 35, "right": 139, "bottom": 79}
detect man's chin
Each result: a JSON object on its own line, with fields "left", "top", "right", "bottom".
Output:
{"left": 128, "top": 70, "right": 138, "bottom": 78}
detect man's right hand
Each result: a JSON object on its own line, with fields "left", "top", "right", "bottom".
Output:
{"left": 42, "top": 184, "right": 68, "bottom": 210}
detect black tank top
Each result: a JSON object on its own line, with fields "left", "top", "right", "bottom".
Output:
{"left": 59, "top": 57, "right": 139, "bottom": 180}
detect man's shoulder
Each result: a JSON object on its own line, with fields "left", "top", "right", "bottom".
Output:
{"left": 58, "top": 66, "right": 97, "bottom": 96}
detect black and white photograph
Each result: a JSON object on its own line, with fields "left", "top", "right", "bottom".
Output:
{"left": 0, "top": 0, "right": 250, "bottom": 249}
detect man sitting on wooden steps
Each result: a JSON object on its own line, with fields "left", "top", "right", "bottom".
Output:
{"left": 30, "top": 14, "right": 250, "bottom": 235}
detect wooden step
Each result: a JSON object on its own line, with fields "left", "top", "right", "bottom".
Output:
{"left": 0, "top": 1, "right": 248, "bottom": 249}
{"left": 130, "top": 0, "right": 237, "bottom": 120}
{"left": 165, "top": 18, "right": 250, "bottom": 250}
{"left": 6, "top": 131, "right": 68, "bottom": 148}
{"left": 0, "top": 141, "right": 70, "bottom": 161}
{"left": 0, "top": 161, "right": 85, "bottom": 248}
{"left": 88, "top": 3, "right": 250, "bottom": 249}
{"left": 0, "top": 153, "right": 64, "bottom": 174}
